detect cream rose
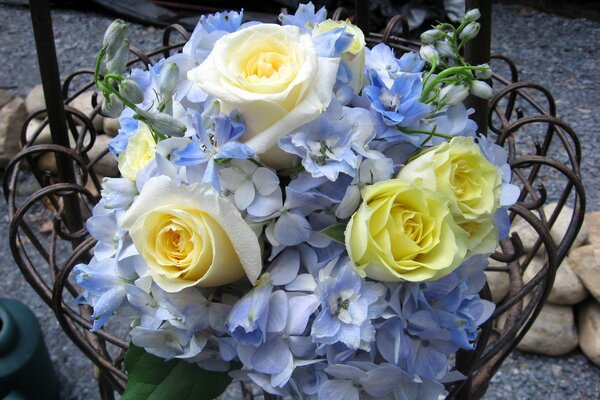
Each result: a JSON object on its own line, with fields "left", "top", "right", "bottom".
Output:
{"left": 187, "top": 23, "right": 340, "bottom": 168}
{"left": 118, "top": 122, "right": 156, "bottom": 181}
{"left": 345, "top": 179, "right": 468, "bottom": 282}
{"left": 398, "top": 136, "right": 503, "bottom": 254}
{"left": 121, "top": 176, "right": 262, "bottom": 292}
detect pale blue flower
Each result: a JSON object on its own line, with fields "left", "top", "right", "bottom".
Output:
{"left": 312, "top": 260, "right": 386, "bottom": 350}
{"left": 172, "top": 102, "right": 255, "bottom": 190}
{"left": 364, "top": 71, "right": 431, "bottom": 130}
{"left": 198, "top": 10, "right": 243, "bottom": 33}
{"left": 279, "top": 2, "right": 326, "bottom": 30}
{"left": 313, "top": 28, "right": 353, "bottom": 58}
{"left": 279, "top": 102, "right": 360, "bottom": 181}
{"left": 227, "top": 276, "right": 273, "bottom": 346}
{"left": 219, "top": 159, "right": 282, "bottom": 219}
{"left": 365, "top": 44, "right": 425, "bottom": 87}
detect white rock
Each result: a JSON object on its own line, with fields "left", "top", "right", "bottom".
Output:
{"left": 25, "top": 118, "right": 52, "bottom": 145}
{"left": 87, "top": 135, "right": 118, "bottom": 177}
{"left": 544, "top": 202, "right": 588, "bottom": 250}
{"left": 585, "top": 211, "right": 600, "bottom": 246}
{"left": 0, "top": 90, "right": 14, "bottom": 109}
{"left": 102, "top": 117, "right": 120, "bottom": 137}
{"left": 0, "top": 96, "right": 27, "bottom": 165}
{"left": 523, "top": 256, "right": 588, "bottom": 305}
{"left": 578, "top": 301, "right": 600, "bottom": 367}
{"left": 569, "top": 245, "right": 600, "bottom": 303}
{"left": 485, "top": 259, "right": 510, "bottom": 302}
{"left": 25, "top": 84, "right": 47, "bottom": 118}
{"left": 517, "top": 302, "right": 578, "bottom": 356}
{"left": 512, "top": 203, "right": 588, "bottom": 254}
{"left": 69, "top": 91, "right": 103, "bottom": 132}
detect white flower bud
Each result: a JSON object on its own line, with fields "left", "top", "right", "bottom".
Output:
{"left": 419, "top": 45, "right": 439, "bottom": 64}
{"left": 475, "top": 64, "right": 493, "bottom": 79}
{"left": 464, "top": 9, "right": 481, "bottom": 22}
{"left": 105, "top": 40, "right": 129, "bottom": 75}
{"left": 435, "top": 40, "right": 455, "bottom": 58}
{"left": 141, "top": 111, "right": 186, "bottom": 137}
{"left": 159, "top": 62, "right": 179, "bottom": 99}
{"left": 103, "top": 20, "right": 128, "bottom": 60}
{"left": 119, "top": 79, "right": 144, "bottom": 104}
{"left": 470, "top": 80, "right": 493, "bottom": 99}
{"left": 439, "top": 84, "right": 469, "bottom": 105}
{"left": 420, "top": 29, "right": 444, "bottom": 44}
{"left": 102, "top": 93, "right": 124, "bottom": 118}
{"left": 460, "top": 22, "right": 481, "bottom": 41}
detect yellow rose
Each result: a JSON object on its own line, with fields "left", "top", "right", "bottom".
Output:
{"left": 398, "top": 136, "right": 503, "bottom": 254}
{"left": 118, "top": 122, "right": 156, "bottom": 181}
{"left": 121, "top": 176, "right": 262, "bottom": 292}
{"left": 345, "top": 179, "right": 468, "bottom": 282}
{"left": 314, "top": 19, "right": 366, "bottom": 94}
{"left": 399, "top": 136, "right": 502, "bottom": 221}
{"left": 187, "top": 23, "right": 340, "bottom": 168}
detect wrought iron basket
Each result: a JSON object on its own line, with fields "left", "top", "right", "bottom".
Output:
{"left": 3, "top": 1, "right": 586, "bottom": 399}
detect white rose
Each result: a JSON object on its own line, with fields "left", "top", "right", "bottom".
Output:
{"left": 187, "top": 23, "right": 340, "bottom": 168}
{"left": 120, "top": 175, "right": 262, "bottom": 292}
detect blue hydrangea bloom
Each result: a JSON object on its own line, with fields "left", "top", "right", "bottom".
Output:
{"left": 312, "top": 260, "right": 386, "bottom": 350}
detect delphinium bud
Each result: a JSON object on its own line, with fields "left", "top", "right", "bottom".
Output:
{"left": 419, "top": 45, "right": 439, "bottom": 64}
{"left": 140, "top": 111, "right": 187, "bottom": 137}
{"left": 435, "top": 40, "right": 455, "bottom": 59}
{"left": 119, "top": 79, "right": 144, "bottom": 104}
{"left": 460, "top": 22, "right": 481, "bottom": 41}
{"left": 464, "top": 9, "right": 481, "bottom": 23}
{"left": 420, "top": 29, "right": 444, "bottom": 44}
{"left": 102, "top": 93, "right": 124, "bottom": 118}
{"left": 103, "top": 19, "right": 128, "bottom": 59}
{"left": 105, "top": 40, "right": 129, "bottom": 75}
{"left": 439, "top": 84, "right": 469, "bottom": 105}
{"left": 159, "top": 62, "right": 179, "bottom": 99}
{"left": 470, "top": 80, "right": 493, "bottom": 99}
{"left": 475, "top": 64, "right": 492, "bottom": 79}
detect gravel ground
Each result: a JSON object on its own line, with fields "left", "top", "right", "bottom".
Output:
{"left": 1, "top": 2, "right": 599, "bottom": 399}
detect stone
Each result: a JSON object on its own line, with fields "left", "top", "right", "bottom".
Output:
{"left": 544, "top": 202, "right": 588, "bottom": 250}
{"left": 578, "top": 301, "right": 600, "bottom": 367}
{"left": 0, "top": 90, "right": 14, "bottom": 109}
{"left": 516, "top": 302, "right": 578, "bottom": 356}
{"left": 69, "top": 91, "right": 104, "bottom": 132}
{"left": 25, "top": 84, "right": 47, "bottom": 118}
{"left": 523, "top": 256, "right": 588, "bottom": 305}
{"left": 87, "top": 135, "right": 118, "bottom": 177}
{"left": 102, "top": 117, "right": 120, "bottom": 137}
{"left": 569, "top": 245, "right": 600, "bottom": 303}
{"left": 25, "top": 118, "right": 52, "bottom": 145}
{"left": 586, "top": 211, "right": 600, "bottom": 246}
{"left": 512, "top": 203, "right": 588, "bottom": 254}
{"left": 486, "top": 260, "right": 510, "bottom": 303}
{"left": 36, "top": 152, "right": 58, "bottom": 175}
{"left": 0, "top": 96, "right": 28, "bottom": 166}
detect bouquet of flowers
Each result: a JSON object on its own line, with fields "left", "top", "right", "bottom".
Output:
{"left": 76, "top": 3, "right": 519, "bottom": 399}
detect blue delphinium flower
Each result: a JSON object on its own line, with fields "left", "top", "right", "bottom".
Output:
{"left": 312, "top": 260, "right": 386, "bottom": 350}
{"left": 279, "top": 102, "right": 362, "bottom": 181}
{"left": 198, "top": 10, "right": 243, "bottom": 33}
{"left": 364, "top": 70, "right": 431, "bottom": 131}
{"left": 279, "top": 2, "right": 326, "bottom": 30}
{"left": 172, "top": 100, "right": 255, "bottom": 190}
{"left": 365, "top": 43, "right": 425, "bottom": 87}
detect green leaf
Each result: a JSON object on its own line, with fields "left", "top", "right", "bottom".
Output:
{"left": 320, "top": 223, "right": 347, "bottom": 244}
{"left": 122, "top": 344, "right": 232, "bottom": 400}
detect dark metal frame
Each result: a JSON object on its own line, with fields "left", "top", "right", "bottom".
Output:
{"left": 4, "top": 0, "right": 585, "bottom": 399}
